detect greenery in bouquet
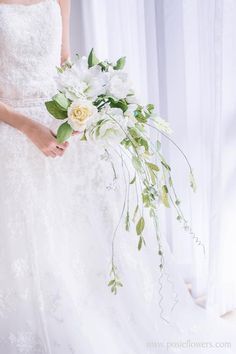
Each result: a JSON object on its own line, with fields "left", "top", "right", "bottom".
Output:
{"left": 45, "top": 49, "right": 203, "bottom": 299}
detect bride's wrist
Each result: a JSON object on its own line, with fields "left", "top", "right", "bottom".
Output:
{"left": 18, "top": 115, "right": 38, "bottom": 137}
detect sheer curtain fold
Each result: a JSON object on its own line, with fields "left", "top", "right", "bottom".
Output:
{"left": 71, "top": 0, "right": 236, "bottom": 315}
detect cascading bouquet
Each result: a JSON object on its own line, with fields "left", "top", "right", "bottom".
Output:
{"left": 45, "top": 49, "right": 203, "bottom": 295}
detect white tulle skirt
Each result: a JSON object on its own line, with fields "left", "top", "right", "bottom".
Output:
{"left": 0, "top": 99, "right": 235, "bottom": 354}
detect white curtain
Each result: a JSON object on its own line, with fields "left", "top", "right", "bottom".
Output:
{"left": 70, "top": 0, "right": 236, "bottom": 316}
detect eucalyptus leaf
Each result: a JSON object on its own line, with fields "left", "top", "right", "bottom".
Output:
{"left": 57, "top": 122, "right": 73, "bottom": 143}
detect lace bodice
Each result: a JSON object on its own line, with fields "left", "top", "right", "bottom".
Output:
{"left": 0, "top": 0, "right": 62, "bottom": 100}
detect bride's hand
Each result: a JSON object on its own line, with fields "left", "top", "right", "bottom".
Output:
{"left": 24, "top": 121, "right": 69, "bottom": 158}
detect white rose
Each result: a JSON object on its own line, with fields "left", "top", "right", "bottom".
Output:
{"left": 107, "top": 69, "right": 130, "bottom": 100}
{"left": 68, "top": 99, "right": 98, "bottom": 131}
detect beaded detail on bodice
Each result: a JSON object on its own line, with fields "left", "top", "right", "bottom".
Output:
{"left": 0, "top": 0, "right": 62, "bottom": 100}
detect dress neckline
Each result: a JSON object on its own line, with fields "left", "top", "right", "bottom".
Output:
{"left": 0, "top": 0, "right": 56, "bottom": 8}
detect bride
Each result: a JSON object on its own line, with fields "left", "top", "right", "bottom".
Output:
{"left": 0, "top": 0, "right": 235, "bottom": 353}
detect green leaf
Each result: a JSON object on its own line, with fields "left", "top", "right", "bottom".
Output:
{"left": 108, "top": 279, "right": 115, "bottom": 286}
{"left": 98, "top": 61, "right": 107, "bottom": 71}
{"left": 129, "top": 175, "right": 136, "bottom": 185}
{"left": 161, "top": 185, "right": 170, "bottom": 208}
{"left": 134, "top": 109, "right": 147, "bottom": 123}
{"left": 161, "top": 160, "right": 171, "bottom": 171}
{"left": 45, "top": 101, "right": 68, "bottom": 120}
{"left": 146, "top": 103, "right": 154, "bottom": 113}
{"left": 109, "top": 97, "right": 128, "bottom": 112}
{"left": 137, "top": 137, "right": 149, "bottom": 152}
{"left": 148, "top": 168, "right": 156, "bottom": 185}
{"left": 114, "top": 56, "right": 126, "bottom": 70}
{"left": 125, "top": 211, "right": 130, "bottom": 231}
{"left": 80, "top": 131, "right": 87, "bottom": 141}
{"left": 132, "top": 156, "right": 142, "bottom": 172}
{"left": 53, "top": 93, "right": 70, "bottom": 111}
{"left": 57, "top": 122, "right": 73, "bottom": 143}
{"left": 136, "top": 216, "right": 145, "bottom": 236}
{"left": 132, "top": 205, "right": 139, "bottom": 223}
{"left": 145, "top": 162, "right": 159, "bottom": 172}
{"left": 156, "top": 140, "right": 161, "bottom": 151}
{"left": 116, "top": 282, "right": 123, "bottom": 287}
{"left": 88, "top": 48, "right": 100, "bottom": 68}
{"left": 138, "top": 237, "right": 143, "bottom": 251}
{"left": 190, "top": 171, "right": 197, "bottom": 192}
{"left": 145, "top": 162, "right": 159, "bottom": 185}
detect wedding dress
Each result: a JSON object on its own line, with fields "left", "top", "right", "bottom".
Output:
{"left": 0, "top": 1, "right": 235, "bottom": 353}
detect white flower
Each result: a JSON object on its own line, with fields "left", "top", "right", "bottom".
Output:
{"left": 107, "top": 69, "right": 130, "bottom": 100}
{"left": 124, "top": 104, "right": 138, "bottom": 127}
{"left": 88, "top": 107, "right": 127, "bottom": 145}
{"left": 126, "top": 90, "right": 139, "bottom": 104}
{"left": 152, "top": 116, "right": 173, "bottom": 135}
{"left": 56, "top": 56, "right": 108, "bottom": 100}
{"left": 68, "top": 99, "right": 98, "bottom": 131}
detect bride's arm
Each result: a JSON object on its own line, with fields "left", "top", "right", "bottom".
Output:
{"left": 0, "top": 101, "right": 68, "bottom": 157}
{"left": 59, "top": 0, "right": 71, "bottom": 64}
{"left": 0, "top": 0, "right": 72, "bottom": 157}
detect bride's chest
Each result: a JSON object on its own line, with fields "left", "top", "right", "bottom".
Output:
{"left": 0, "top": 5, "right": 61, "bottom": 56}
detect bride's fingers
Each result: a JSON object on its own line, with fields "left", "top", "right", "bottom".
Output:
{"left": 56, "top": 141, "right": 69, "bottom": 150}
{"left": 53, "top": 147, "right": 64, "bottom": 157}
{"left": 50, "top": 129, "right": 57, "bottom": 138}
{"left": 72, "top": 131, "right": 80, "bottom": 136}
{"left": 49, "top": 151, "right": 57, "bottom": 158}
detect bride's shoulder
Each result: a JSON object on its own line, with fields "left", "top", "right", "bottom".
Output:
{"left": 57, "top": 0, "right": 70, "bottom": 14}
{"left": 57, "top": 0, "right": 70, "bottom": 7}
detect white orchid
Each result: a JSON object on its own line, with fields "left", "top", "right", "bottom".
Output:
{"left": 152, "top": 116, "right": 173, "bottom": 135}
{"left": 88, "top": 107, "right": 127, "bottom": 145}
{"left": 124, "top": 104, "right": 138, "bottom": 127}
{"left": 56, "top": 56, "right": 108, "bottom": 101}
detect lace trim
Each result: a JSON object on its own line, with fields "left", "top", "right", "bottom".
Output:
{"left": 0, "top": 0, "right": 56, "bottom": 8}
